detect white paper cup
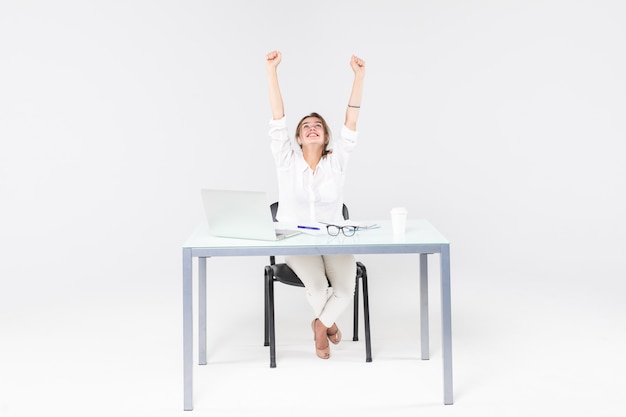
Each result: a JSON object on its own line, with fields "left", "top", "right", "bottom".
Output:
{"left": 390, "top": 207, "right": 408, "bottom": 236}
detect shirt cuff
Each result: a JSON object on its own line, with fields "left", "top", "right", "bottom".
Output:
{"left": 269, "top": 116, "right": 287, "bottom": 128}
{"left": 341, "top": 125, "right": 358, "bottom": 141}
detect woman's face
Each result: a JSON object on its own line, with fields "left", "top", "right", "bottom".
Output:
{"left": 297, "top": 116, "right": 326, "bottom": 148}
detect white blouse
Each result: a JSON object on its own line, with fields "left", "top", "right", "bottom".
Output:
{"left": 269, "top": 116, "right": 358, "bottom": 224}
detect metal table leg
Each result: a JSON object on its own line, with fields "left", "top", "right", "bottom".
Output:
{"left": 198, "top": 257, "right": 207, "bottom": 365}
{"left": 440, "top": 244, "right": 453, "bottom": 405}
{"left": 420, "top": 253, "right": 430, "bottom": 360}
{"left": 183, "top": 248, "right": 194, "bottom": 410}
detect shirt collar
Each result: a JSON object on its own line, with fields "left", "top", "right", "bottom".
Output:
{"left": 296, "top": 154, "right": 325, "bottom": 174}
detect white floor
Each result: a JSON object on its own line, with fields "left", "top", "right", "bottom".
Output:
{"left": 1, "top": 254, "right": 625, "bottom": 417}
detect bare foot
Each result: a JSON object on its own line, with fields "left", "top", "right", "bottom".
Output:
{"left": 312, "top": 319, "right": 330, "bottom": 359}
{"left": 327, "top": 323, "right": 342, "bottom": 345}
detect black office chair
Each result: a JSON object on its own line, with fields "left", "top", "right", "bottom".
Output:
{"left": 264, "top": 202, "right": 372, "bottom": 368}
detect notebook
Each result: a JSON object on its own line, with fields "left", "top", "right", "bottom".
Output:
{"left": 200, "top": 189, "right": 300, "bottom": 241}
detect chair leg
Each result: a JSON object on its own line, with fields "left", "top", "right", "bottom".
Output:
{"left": 264, "top": 268, "right": 270, "bottom": 347}
{"left": 265, "top": 267, "right": 277, "bottom": 368}
{"left": 359, "top": 263, "right": 372, "bottom": 363}
{"left": 353, "top": 274, "right": 360, "bottom": 342}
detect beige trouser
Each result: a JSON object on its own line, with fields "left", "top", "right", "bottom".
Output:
{"left": 284, "top": 254, "right": 356, "bottom": 328}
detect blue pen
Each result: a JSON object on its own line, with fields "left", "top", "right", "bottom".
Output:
{"left": 297, "top": 225, "right": 320, "bottom": 230}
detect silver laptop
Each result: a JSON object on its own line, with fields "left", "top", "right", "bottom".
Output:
{"left": 201, "top": 189, "right": 300, "bottom": 241}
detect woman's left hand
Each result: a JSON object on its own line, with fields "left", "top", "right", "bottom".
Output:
{"left": 350, "top": 55, "right": 365, "bottom": 77}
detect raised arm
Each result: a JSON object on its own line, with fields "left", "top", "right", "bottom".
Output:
{"left": 266, "top": 50, "right": 285, "bottom": 120}
{"left": 345, "top": 54, "right": 365, "bottom": 131}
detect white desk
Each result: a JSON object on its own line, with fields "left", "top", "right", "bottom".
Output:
{"left": 182, "top": 219, "right": 453, "bottom": 410}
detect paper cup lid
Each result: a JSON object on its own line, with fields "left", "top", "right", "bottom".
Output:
{"left": 390, "top": 207, "right": 408, "bottom": 214}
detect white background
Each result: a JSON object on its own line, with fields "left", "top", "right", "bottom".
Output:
{"left": 1, "top": 1, "right": 625, "bottom": 416}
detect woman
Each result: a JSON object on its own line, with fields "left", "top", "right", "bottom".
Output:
{"left": 266, "top": 50, "right": 365, "bottom": 359}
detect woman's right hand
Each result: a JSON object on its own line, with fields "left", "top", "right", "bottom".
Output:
{"left": 266, "top": 50, "right": 282, "bottom": 70}
{"left": 266, "top": 50, "right": 285, "bottom": 119}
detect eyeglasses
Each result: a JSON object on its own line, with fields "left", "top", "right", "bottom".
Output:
{"left": 325, "top": 224, "right": 359, "bottom": 237}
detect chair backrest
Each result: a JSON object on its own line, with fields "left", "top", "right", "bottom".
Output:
{"left": 270, "top": 202, "right": 349, "bottom": 222}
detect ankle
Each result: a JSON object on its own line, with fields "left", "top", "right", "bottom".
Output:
{"left": 315, "top": 318, "right": 328, "bottom": 332}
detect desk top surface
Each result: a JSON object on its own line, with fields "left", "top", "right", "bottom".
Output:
{"left": 183, "top": 219, "right": 449, "bottom": 250}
